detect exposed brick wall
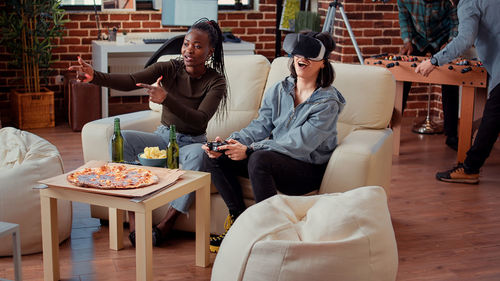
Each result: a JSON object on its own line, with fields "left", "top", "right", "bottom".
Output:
{"left": 0, "top": 0, "right": 444, "bottom": 126}
{"left": 317, "top": 0, "right": 445, "bottom": 120}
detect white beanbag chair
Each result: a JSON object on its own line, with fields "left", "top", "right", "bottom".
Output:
{"left": 211, "top": 186, "right": 398, "bottom": 281}
{"left": 0, "top": 127, "right": 72, "bottom": 256}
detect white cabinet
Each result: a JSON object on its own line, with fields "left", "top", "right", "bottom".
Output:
{"left": 92, "top": 34, "right": 255, "bottom": 117}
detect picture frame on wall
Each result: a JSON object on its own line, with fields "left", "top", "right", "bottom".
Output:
{"left": 102, "top": 0, "right": 136, "bottom": 11}
{"left": 279, "top": 0, "right": 300, "bottom": 31}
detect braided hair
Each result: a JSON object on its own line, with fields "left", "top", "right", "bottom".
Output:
{"left": 189, "top": 18, "right": 228, "bottom": 120}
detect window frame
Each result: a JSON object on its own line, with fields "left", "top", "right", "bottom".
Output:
{"left": 218, "top": 0, "right": 253, "bottom": 11}
{"left": 60, "top": 0, "right": 254, "bottom": 11}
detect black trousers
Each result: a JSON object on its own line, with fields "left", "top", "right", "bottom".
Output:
{"left": 464, "top": 82, "right": 500, "bottom": 172}
{"left": 203, "top": 150, "right": 328, "bottom": 216}
{"left": 403, "top": 45, "right": 459, "bottom": 137}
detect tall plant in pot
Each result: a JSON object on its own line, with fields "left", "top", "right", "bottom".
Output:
{"left": 0, "top": 0, "right": 68, "bottom": 128}
{"left": 1, "top": 0, "right": 67, "bottom": 92}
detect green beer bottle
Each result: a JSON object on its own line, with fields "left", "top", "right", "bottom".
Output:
{"left": 111, "top": 118, "right": 124, "bottom": 163}
{"left": 167, "top": 125, "right": 179, "bottom": 169}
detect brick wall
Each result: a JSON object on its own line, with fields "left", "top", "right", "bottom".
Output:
{"left": 0, "top": 0, "right": 444, "bottom": 126}
{"left": 318, "top": 0, "right": 444, "bottom": 119}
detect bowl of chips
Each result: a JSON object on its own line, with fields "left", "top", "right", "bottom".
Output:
{"left": 138, "top": 147, "right": 167, "bottom": 167}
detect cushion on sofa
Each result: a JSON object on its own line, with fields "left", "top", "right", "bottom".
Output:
{"left": 154, "top": 54, "right": 271, "bottom": 140}
{"left": 82, "top": 110, "right": 162, "bottom": 163}
{"left": 265, "top": 57, "right": 395, "bottom": 141}
{"left": 211, "top": 186, "right": 398, "bottom": 281}
{"left": 0, "top": 127, "right": 72, "bottom": 255}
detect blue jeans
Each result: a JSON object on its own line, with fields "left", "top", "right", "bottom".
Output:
{"left": 120, "top": 125, "right": 207, "bottom": 214}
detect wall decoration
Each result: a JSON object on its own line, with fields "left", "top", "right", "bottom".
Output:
{"left": 279, "top": 0, "right": 301, "bottom": 31}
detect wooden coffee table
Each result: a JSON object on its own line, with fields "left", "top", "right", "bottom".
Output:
{"left": 38, "top": 162, "right": 211, "bottom": 281}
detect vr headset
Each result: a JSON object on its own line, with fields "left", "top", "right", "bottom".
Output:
{"left": 283, "top": 33, "right": 326, "bottom": 61}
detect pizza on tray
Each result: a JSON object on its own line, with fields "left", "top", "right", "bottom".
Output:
{"left": 67, "top": 164, "right": 159, "bottom": 189}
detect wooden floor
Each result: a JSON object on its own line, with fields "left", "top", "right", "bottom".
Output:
{"left": 1, "top": 118, "right": 499, "bottom": 280}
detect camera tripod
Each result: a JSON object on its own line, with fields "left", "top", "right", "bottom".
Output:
{"left": 322, "top": 0, "right": 364, "bottom": 64}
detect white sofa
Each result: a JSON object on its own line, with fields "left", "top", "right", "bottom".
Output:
{"left": 82, "top": 54, "right": 395, "bottom": 234}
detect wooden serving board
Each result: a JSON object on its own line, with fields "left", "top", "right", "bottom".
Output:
{"left": 39, "top": 160, "right": 185, "bottom": 198}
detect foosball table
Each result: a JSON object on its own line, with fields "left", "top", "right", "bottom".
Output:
{"left": 365, "top": 54, "right": 488, "bottom": 162}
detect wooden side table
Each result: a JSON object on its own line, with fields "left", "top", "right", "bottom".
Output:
{"left": 0, "top": 222, "right": 22, "bottom": 281}
{"left": 39, "top": 168, "right": 211, "bottom": 281}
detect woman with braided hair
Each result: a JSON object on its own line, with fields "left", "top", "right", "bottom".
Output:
{"left": 69, "top": 18, "right": 228, "bottom": 247}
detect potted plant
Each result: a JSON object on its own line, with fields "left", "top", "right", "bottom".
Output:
{"left": 0, "top": 0, "right": 68, "bottom": 128}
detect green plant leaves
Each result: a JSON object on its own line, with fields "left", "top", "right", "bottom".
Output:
{"left": 0, "top": 0, "right": 69, "bottom": 91}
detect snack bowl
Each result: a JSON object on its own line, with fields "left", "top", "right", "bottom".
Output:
{"left": 137, "top": 153, "right": 166, "bottom": 167}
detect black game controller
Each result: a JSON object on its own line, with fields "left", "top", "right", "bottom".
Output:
{"left": 206, "top": 141, "right": 228, "bottom": 152}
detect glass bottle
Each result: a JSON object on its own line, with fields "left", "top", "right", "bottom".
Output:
{"left": 167, "top": 125, "right": 179, "bottom": 169}
{"left": 111, "top": 118, "right": 124, "bottom": 163}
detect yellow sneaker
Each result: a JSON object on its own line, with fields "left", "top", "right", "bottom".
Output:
{"left": 209, "top": 214, "right": 235, "bottom": 253}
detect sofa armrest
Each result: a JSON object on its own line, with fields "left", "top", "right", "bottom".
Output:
{"left": 320, "top": 128, "right": 393, "bottom": 196}
{"left": 82, "top": 110, "right": 161, "bottom": 162}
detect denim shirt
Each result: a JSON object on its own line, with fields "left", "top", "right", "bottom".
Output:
{"left": 229, "top": 76, "right": 346, "bottom": 165}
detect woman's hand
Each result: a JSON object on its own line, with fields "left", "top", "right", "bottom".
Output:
{"left": 136, "top": 76, "right": 167, "bottom": 104}
{"left": 202, "top": 136, "right": 224, "bottom": 158}
{"left": 68, "top": 56, "right": 94, "bottom": 82}
{"left": 222, "top": 139, "right": 248, "bottom": 161}
{"left": 415, "top": 59, "right": 436, "bottom": 77}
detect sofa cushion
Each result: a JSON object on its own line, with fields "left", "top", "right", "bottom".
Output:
{"left": 265, "top": 57, "right": 395, "bottom": 141}
{"left": 154, "top": 54, "right": 271, "bottom": 140}
{"left": 211, "top": 186, "right": 398, "bottom": 281}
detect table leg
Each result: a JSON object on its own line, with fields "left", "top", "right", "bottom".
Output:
{"left": 109, "top": 208, "right": 124, "bottom": 250}
{"left": 135, "top": 211, "right": 153, "bottom": 281}
{"left": 12, "top": 225, "right": 22, "bottom": 281}
{"left": 391, "top": 81, "right": 404, "bottom": 156}
{"left": 195, "top": 176, "right": 211, "bottom": 267}
{"left": 40, "top": 195, "right": 59, "bottom": 281}
{"left": 457, "top": 86, "right": 476, "bottom": 162}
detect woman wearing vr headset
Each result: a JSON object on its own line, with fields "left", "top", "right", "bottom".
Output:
{"left": 202, "top": 31, "right": 346, "bottom": 252}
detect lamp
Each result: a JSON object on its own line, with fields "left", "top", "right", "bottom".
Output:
{"left": 412, "top": 91, "right": 443, "bottom": 134}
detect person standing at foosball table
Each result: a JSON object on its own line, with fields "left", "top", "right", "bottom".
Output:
{"left": 416, "top": 0, "right": 500, "bottom": 184}
{"left": 397, "top": 0, "right": 460, "bottom": 150}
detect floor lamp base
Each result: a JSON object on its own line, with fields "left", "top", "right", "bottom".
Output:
{"left": 412, "top": 116, "right": 443, "bottom": 134}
